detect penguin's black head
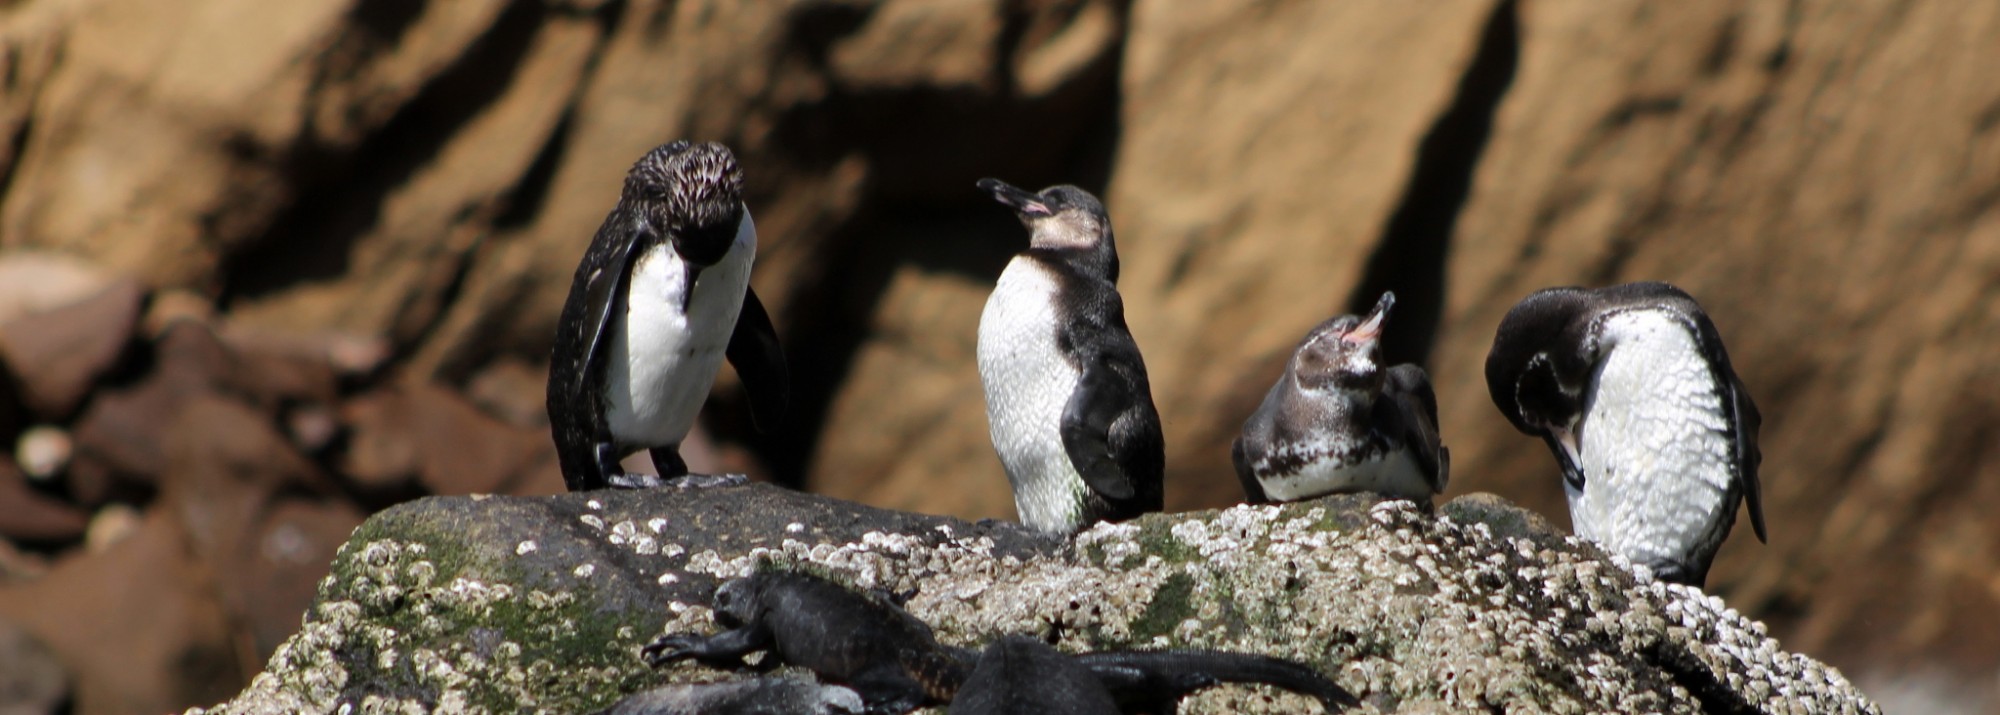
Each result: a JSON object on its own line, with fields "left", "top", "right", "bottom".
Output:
{"left": 977, "top": 178, "right": 1112, "bottom": 251}
{"left": 1484, "top": 286, "right": 1597, "bottom": 435}
{"left": 1294, "top": 292, "right": 1395, "bottom": 394}
{"left": 624, "top": 141, "right": 746, "bottom": 267}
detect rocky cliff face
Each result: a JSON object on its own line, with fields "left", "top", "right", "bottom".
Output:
{"left": 0, "top": 1, "right": 1995, "bottom": 713}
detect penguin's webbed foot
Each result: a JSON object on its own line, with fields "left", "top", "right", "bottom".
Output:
{"left": 600, "top": 472, "right": 748, "bottom": 490}
{"left": 603, "top": 472, "right": 674, "bottom": 489}
{"left": 664, "top": 473, "right": 750, "bottom": 489}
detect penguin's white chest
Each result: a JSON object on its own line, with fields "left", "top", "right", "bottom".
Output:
{"left": 1569, "top": 310, "right": 1734, "bottom": 568}
{"left": 604, "top": 215, "right": 756, "bottom": 449}
{"left": 977, "top": 259, "right": 1084, "bottom": 531}
{"left": 1259, "top": 434, "right": 1431, "bottom": 501}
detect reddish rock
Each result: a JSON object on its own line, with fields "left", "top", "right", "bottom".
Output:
{"left": 236, "top": 498, "right": 364, "bottom": 657}
{"left": 67, "top": 322, "right": 232, "bottom": 490}
{"left": 0, "top": 252, "right": 111, "bottom": 325}
{"left": 0, "top": 461, "right": 86, "bottom": 544}
{"left": 465, "top": 356, "right": 550, "bottom": 428}
{"left": 0, "top": 279, "right": 144, "bottom": 420}
{"left": 339, "top": 383, "right": 543, "bottom": 496}
{"left": 157, "top": 396, "right": 350, "bottom": 667}
{"left": 0, "top": 615, "right": 69, "bottom": 715}
{"left": 0, "top": 508, "right": 246, "bottom": 715}
{"left": 335, "top": 389, "right": 419, "bottom": 493}
{"left": 159, "top": 396, "right": 329, "bottom": 564}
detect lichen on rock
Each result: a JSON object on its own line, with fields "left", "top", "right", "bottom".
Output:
{"left": 190, "top": 485, "right": 1877, "bottom": 714}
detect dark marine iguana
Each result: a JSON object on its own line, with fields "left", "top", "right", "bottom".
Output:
{"left": 639, "top": 570, "right": 1358, "bottom": 714}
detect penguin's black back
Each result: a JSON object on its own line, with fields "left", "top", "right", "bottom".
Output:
{"left": 1026, "top": 248, "right": 1166, "bottom": 522}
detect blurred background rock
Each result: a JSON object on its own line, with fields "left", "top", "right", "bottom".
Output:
{"left": 0, "top": 0, "right": 1993, "bottom": 713}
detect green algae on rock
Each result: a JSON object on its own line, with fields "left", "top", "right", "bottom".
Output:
{"left": 190, "top": 485, "right": 1878, "bottom": 714}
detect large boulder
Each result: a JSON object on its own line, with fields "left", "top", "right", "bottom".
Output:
{"left": 191, "top": 485, "right": 1875, "bottom": 714}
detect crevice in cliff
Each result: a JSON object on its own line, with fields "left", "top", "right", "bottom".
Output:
{"left": 1347, "top": 0, "right": 1518, "bottom": 369}
{"left": 218, "top": 0, "right": 549, "bottom": 327}
{"left": 747, "top": 2, "right": 1132, "bottom": 488}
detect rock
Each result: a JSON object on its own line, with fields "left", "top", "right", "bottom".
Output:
{"left": 463, "top": 357, "right": 549, "bottom": 429}
{"left": 0, "top": 0, "right": 519, "bottom": 288}
{"left": 139, "top": 289, "right": 217, "bottom": 339}
{"left": 0, "top": 252, "right": 112, "bottom": 325}
{"left": 0, "top": 461, "right": 86, "bottom": 544}
{"left": 209, "top": 327, "right": 341, "bottom": 410}
{"left": 339, "top": 382, "right": 547, "bottom": 496}
{"left": 13, "top": 425, "right": 70, "bottom": 481}
{"left": 153, "top": 394, "right": 363, "bottom": 670}
{"left": 334, "top": 390, "right": 419, "bottom": 493}
{"left": 234, "top": 499, "right": 365, "bottom": 658}
{"left": 0, "top": 279, "right": 144, "bottom": 419}
{"left": 0, "top": 539, "right": 47, "bottom": 586}
{"left": 67, "top": 321, "right": 234, "bottom": 492}
{"left": 83, "top": 503, "right": 141, "bottom": 554}
{"left": 0, "top": 508, "right": 247, "bottom": 715}
{"left": 189, "top": 486, "right": 1875, "bottom": 714}
{"left": 0, "top": 615, "right": 69, "bottom": 715}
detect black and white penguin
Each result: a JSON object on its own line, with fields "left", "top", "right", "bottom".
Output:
{"left": 1484, "top": 281, "right": 1766, "bottom": 587}
{"left": 1232, "top": 292, "right": 1449, "bottom": 503}
{"left": 974, "top": 178, "right": 1164, "bottom": 534}
{"left": 546, "top": 141, "right": 787, "bottom": 491}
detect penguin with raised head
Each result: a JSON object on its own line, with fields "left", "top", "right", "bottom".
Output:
{"left": 546, "top": 141, "right": 787, "bottom": 491}
{"left": 1232, "top": 291, "right": 1449, "bottom": 504}
{"left": 974, "top": 179, "right": 1164, "bottom": 534}
{"left": 1484, "top": 281, "right": 1765, "bottom": 587}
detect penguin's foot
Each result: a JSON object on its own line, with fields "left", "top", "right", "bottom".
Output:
{"left": 600, "top": 472, "right": 749, "bottom": 490}
{"left": 665, "top": 473, "right": 750, "bottom": 489}
{"left": 603, "top": 472, "right": 673, "bottom": 489}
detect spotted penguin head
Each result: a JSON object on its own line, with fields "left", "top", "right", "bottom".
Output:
{"left": 1293, "top": 291, "right": 1395, "bottom": 395}
{"left": 624, "top": 141, "right": 746, "bottom": 267}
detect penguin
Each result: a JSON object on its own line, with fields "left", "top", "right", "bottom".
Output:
{"left": 546, "top": 141, "right": 787, "bottom": 491}
{"left": 1484, "top": 281, "right": 1766, "bottom": 587}
{"left": 1231, "top": 291, "right": 1449, "bottom": 504}
{"left": 973, "top": 178, "right": 1164, "bottom": 535}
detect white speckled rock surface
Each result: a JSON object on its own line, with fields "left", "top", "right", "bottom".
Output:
{"left": 188, "top": 485, "right": 1878, "bottom": 714}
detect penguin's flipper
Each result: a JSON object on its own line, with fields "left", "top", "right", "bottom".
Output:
{"left": 1231, "top": 437, "right": 1270, "bottom": 504}
{"left": 1728, "top": 373, "right": 1767, "bottom": 543}
{"left": 1384, "top": 364, "right": 1449, "bottom": 492}
{"left": 549, "top": 218, "right": 645, "bottom": 491}
{"left": 1061, "top": 359, "right": 1157, "bottom": 502}
{"left": 726, "top": 286, "right": 789, "bottom": 433}
{"left": 577, "top": 226, "right": 642, "bottom": 396}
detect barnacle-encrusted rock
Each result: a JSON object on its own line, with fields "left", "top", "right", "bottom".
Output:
{"left": 189, "top": 485, "right": 1878, "bottom": 714}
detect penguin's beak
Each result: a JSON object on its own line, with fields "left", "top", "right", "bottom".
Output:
{"left": 978, "top": 178, "right": 1052, "bottom": 217}
{"left": 681, "top": 265, "right": 703, "bottom": 313}
{"left": 1345, "top": 291, "right": 1395, "bottom": 345}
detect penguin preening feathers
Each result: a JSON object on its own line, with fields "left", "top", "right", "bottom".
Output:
{"left": 546, "top": 141, "right": 787, "bottom": 491}
{"left": 1232, "top": 291, "right": 1449, "bottom": 504}
{"left": 974, "top": 178, "right": 1164, "bottom": 534}
{"left": 1484, "top": 282, "right": 1765, "bottom": 587}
